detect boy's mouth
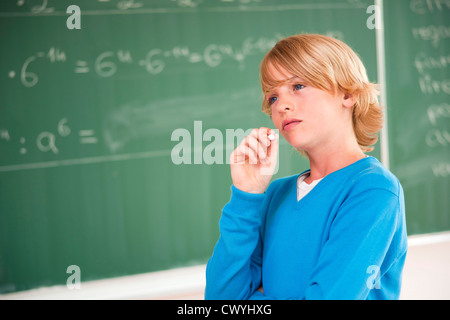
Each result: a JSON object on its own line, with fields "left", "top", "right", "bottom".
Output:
{"left": 282, "top": 118, "right": 302, "bottom": 131}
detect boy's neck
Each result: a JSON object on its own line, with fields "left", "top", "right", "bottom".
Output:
{"left": 304, "top": 145, "right": 366, "bottom": 184}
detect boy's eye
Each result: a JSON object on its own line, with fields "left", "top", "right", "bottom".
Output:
{"left": 294, "top": 84, "right": 305, "bottom": 90}
{"left": 268, "top": 96, "right": 278, "bottom": 105}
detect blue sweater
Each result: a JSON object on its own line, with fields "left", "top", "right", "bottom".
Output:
{"left": 205, "top": 157, "right": 407, "bottom": 300}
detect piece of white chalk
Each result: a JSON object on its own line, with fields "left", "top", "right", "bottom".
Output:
{"left": 268, "top": 133, "right": 275, "bottom": 141}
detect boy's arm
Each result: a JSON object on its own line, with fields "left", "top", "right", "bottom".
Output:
{"left": 205, "top": 185, "right": 266, "bottom": 300}
{"left": 250, "top": 187, "right": 406, "bottom": 300}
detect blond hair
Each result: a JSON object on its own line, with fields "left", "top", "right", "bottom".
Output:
{"left": 260, "top": 34, "right": 383, "bottom": 153}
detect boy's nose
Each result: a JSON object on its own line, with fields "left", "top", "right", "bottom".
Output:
{"left": 278, "top": 98, "right": 295, "bottom": 112}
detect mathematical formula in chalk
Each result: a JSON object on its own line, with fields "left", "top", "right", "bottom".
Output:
{"left": 8, "top": 36, "right": 280, "bottom": 87}
{"left": 11, "top": 0, "right": 263, "bottom": 14}
{"left": 0, "top": 118, "right": 99, "bottom": 156}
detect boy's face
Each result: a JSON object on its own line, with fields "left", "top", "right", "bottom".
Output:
{"left": 264, "top": 63, "right": 354, "bottom": 154}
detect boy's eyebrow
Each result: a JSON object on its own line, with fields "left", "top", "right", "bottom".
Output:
{"left": 286, "top": 76, "right": 304, "bottom": 82}
{"left": 278, "top": 76, "right": 305, "bottom": 84}
{"left": 264, "top": 76, "right": 305, "bottom": 95}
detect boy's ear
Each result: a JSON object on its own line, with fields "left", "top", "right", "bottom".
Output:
{"left": 342, "top": 93, "right": 356, "bottom": 108}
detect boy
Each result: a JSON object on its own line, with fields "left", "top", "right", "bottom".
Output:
{"left": 205, "top": 34, "right": 407, "bottom": 299}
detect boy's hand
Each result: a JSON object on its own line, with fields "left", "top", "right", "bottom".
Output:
{"left": 229, "top": 127, "right": 279, "bottom": 194}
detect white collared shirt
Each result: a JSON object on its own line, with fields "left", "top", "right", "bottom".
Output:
{"left": 297, "top": 172, "right": 323, "bottom": 202}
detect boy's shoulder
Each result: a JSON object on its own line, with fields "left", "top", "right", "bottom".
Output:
{"left": 266, "top": 172, "right": 300, "bottom": 195}
{"left": 268, "top": 157, "right": 402, "bottom": 197}
{"left": 347, "top": 156, "right": 402, "bottom": 197}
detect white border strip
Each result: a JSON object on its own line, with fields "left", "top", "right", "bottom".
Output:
{"left": 407, "top": 231, "right": 450, "bottom": 247}
{"left": 1, "top": 232, "right": 449, "bottom": 300}
{"left": 0, "top": 265, "right": 206, "bottom": 300}
{"left": 375, "top": 0, "right": 390, "bottom": 170}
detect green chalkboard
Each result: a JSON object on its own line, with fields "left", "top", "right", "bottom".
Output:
{"left": 0, "top": 0, "right": 378, "bottom": 293}
{"left": 383, "top": 1, "right": 449, "bottom": 235}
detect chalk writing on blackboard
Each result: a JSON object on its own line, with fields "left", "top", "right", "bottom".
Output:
{"left": 0, "top": 117, "right": 100, "bottom": 157}
{"left": 11, "top": 36, "right": 281, "bottom": 87}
